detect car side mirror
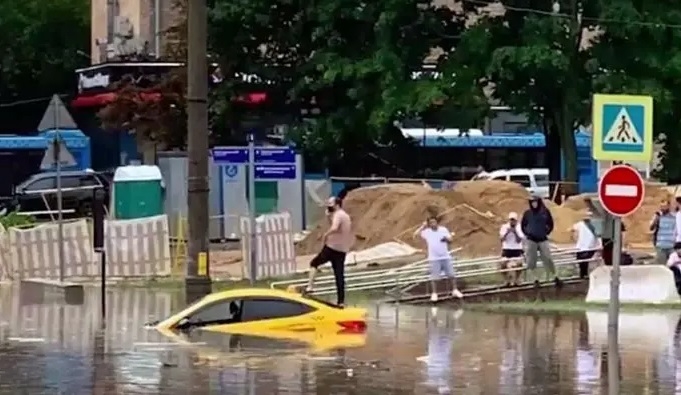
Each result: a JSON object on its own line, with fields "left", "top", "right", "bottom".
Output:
{"left": 176, "top": 317, "right": 191, "bottom": 330}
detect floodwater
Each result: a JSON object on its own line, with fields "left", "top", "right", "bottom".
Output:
{"left": 1, "top": 287, "right": 680, "bottom": 394}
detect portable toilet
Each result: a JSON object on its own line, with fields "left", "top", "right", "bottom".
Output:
{"left": 112, "top": 165, "right": 165, "bottom": 219}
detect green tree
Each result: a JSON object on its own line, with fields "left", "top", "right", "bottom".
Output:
{"left": 589, "top": 0, "right": 681, "bottom": 181}
{"left": 0, "top": 0, "right": 89, "bottom": 102}
{"left": 209, "top": 0, "right": 472, "bottom": 173}
{"left": 455, "top": 0, "right": 601, "bottom": 191}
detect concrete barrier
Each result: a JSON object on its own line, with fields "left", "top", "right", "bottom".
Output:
{"left": 585, "top": 265, "right": 681, "bottom": 304}
{"left": 586, "top": 311, "right": 681, "bottom": 352}
{"left": 19, "top": 278, "right": 84, "bottom": 305}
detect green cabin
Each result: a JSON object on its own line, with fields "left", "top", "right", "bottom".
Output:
{"left": 112, "top": 165, "right": 165, "bottom": 219}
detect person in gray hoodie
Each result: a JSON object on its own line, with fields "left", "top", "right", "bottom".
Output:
{"left": 521, "top": 196, "right": 562, "bottom": 287}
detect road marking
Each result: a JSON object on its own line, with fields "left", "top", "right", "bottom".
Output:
{"left": 604, "top": 184, "right": 638, "bottom": 197}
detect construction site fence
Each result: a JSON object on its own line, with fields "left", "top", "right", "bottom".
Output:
{"left": 270, "top": 247, "right": 591, "bottom": 297}
{"left": 0, "top": 214, "right": 172, "bottom": 281}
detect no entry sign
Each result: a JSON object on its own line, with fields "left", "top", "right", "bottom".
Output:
{"left": 598, "top": 165, "right": 645, "bottom": 217}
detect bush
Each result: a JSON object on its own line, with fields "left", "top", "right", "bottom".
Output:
{"left": 0, "top": 212, "right": 36, "bottom": 229}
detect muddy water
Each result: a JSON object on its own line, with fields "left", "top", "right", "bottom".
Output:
{"left": 0, "top": 286, "right": 680, "bottom": 394}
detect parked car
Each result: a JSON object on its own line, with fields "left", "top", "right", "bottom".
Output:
{"left": 11, "top": 170, "right": 111, "bottom": 218}
{"left": 471, "top": 168, "right": 550, "bottom": 198}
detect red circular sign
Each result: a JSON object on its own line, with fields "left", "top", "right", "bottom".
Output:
{"left": 598, "top": 165, "right": 645, "bottom": 217}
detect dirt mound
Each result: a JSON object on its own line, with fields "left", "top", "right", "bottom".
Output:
{"left": 561, "top": 185, "right": 672, "bottom": 245}
{"left": 297, "top": 181, "right": 586, "bottom": 257}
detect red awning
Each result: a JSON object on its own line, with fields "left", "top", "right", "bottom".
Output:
{"left": 71, "top": 92, "right": 268, "bottom": 108}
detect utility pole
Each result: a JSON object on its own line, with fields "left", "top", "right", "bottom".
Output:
{"left": 185, "top": 0, "right": 211, "bottom": 303}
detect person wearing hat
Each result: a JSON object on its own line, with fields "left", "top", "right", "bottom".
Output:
{"left": 305, "top": 196, "right": 353, "bottom": 307}
{"left": 499, "top": 212, "right": 525, "bottom": 286}
{"left": 571, "top": 210, "right": 601, "bottom": 279}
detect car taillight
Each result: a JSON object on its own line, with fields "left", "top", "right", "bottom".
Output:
{"left": 337, "top": 320, "right": 367, "bottom": 333}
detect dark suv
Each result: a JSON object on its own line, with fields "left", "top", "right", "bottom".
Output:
{"left": 11, "top": 170, "right": 111, "bottom": 218}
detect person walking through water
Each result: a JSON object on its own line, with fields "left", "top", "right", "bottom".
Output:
{"left": 521, "top": 195, "right": 562, "bottom": 287}
{"left": 305, "top": 197, "right": 353, "bottom": 307}
{"left": 414, "top": 215, "right": 463, "bottom": 302}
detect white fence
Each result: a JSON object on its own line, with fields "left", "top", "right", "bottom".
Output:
{"left": 239, "top": 212, "right": 297, "bottom": 280}
{"left": 105, "top": 215, "right": 172, "bottom": 277}
{"left": 0, "top": 215, "right": 172, "bottom": 281}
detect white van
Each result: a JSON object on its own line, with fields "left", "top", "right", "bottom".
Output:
{"left": 472, "top": 168, "right": 550, "bottom": 198}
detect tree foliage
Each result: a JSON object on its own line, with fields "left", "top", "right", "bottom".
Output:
{"left": 0, "top": 0, "right": 89, "bottom": 101}
{"left": 209, "top": 0, "right": 475, "bottom": 167}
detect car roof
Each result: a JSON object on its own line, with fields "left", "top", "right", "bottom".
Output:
{"left": 487, "top": 168, "right": 548, "bottom": 176}
{"left": 204, "top": 287, "right": 323, "bottom": 306}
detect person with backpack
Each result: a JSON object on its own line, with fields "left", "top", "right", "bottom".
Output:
{"left": 570, "top": 210, "right": 601, "bottom": 278}
{"left": 650, "top": 199, "right": 676, "bottom": 265}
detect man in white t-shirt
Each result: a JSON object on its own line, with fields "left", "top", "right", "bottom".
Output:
{"left": 571, "top": 210, "right": 601, "bottom": 279}
{"left": 499, "top": 212, "right": 525, "bottom": 286}
{"left": 414, "top": 216, "right": 463, "bottom": 302}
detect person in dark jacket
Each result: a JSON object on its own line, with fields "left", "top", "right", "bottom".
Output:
{"left": 521, "top": 196, "right": 562, "bottom": 287}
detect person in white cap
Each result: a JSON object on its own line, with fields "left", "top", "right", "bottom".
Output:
{"left": 570, "top": 210, "right": 601, "bottom": 278}
{"left": 499, "top": 212, "right": 525, "bottom": 286}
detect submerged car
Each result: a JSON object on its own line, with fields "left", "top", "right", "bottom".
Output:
{"left": 153, "top": 288, "right": 368, "bottom": 336}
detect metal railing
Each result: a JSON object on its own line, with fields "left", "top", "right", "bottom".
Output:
{"left": 270, "top": 247, "right": 591, "bottom": 296}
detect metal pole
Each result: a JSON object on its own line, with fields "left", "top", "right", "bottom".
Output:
{"left": 607, "top": 216, "right": 621, "bottom": 395}
{"left": 185, "top": 0, "right": 210, "bottom": 301}
{"left": 55, "top": 101, "right": 65, "bottom": 283}
{"left": 248, "top": 135, "right": 257, "bottom": 285}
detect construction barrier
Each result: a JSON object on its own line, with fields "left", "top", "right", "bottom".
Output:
{"left": 239, "top": 212, "right": 296, "bottom": 280}
{"left": 272, "top": 247, "right": 587, "bottom": 296}
{"left": 586, "top": 311, "right": 681, "bottom": 352}
{"left": 5, "top": 219, "right": 95, "bottom": 279}
{"left": 105, "top": 215, "right": 173, "bottom": 278}
{"left": 585, "top": 265, "right": 681, "bottom": 304}
{"left": 0, "top": 286, "right": 173, "bottom": 351}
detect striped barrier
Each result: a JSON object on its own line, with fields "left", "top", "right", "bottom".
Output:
{"left": 239, "top": 213, "right": 296, "bottom": 280}
{"left": 104, "top": 215, "right": 173, "bottom": 278}
{"left": 0, "top": 215, "right": 172, "bottom": 281}
{"left": 5, "top": 219, "right": 95, "bottom": 279}
{"left": 0, "top": 287, "right": 173, "bottom": 351}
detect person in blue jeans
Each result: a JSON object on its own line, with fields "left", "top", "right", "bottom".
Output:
{"left": 414, "top": 215, "right": 463, "bottom": 302}
{"left": 650, "top": 199, "right": 676, "bottom": 265}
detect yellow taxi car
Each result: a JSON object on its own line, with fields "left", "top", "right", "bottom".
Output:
{"left": 153, "top": 287, "right": 368, "bottom": 338}
{"left": 156, "top": 325, "right": 367, "bottom": 355}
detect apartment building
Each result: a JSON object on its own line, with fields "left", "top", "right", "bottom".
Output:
{"left": 90, "top": 0, "right": 180, "bottom": 64}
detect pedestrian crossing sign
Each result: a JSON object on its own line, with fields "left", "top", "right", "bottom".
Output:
{"left": 592, "top": 94, "right": 653, "bottom": 162}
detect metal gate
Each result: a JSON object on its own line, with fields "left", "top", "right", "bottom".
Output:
{"left": 270, "top": 247, "right": 586, "bottom": 297}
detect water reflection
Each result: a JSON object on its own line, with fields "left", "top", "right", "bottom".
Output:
{"left": 1, "top": 285, "right": 681, "bottom": 393}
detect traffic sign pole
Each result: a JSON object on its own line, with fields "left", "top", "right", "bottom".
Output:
{"left": 607, "top": 216, "right": 622, "bottom": 395}
{"left": 247, "top": 135, "right": 257, "bottom": 285}
{"left": 598, "top": 164, "right": 644, "bottom": 395}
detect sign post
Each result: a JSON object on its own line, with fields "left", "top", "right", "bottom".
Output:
{"left": 598, "top": 165, "right": 646, "bottom": 394}
{"left": 212, "top": 143, "right": 297, "bottom": 283}
{"left": 592, "top": 93, "right": 653, "bottom": 395}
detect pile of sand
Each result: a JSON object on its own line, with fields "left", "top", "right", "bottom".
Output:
{"left": 563, "top": 184, "right": 672, "bottom": 245}
{"left": 296, "top": 181, "right": 585, "bottom": 257}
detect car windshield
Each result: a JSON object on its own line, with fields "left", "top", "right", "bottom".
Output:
{"left": 534, "top": 174, "right": 549, "bottom": 187}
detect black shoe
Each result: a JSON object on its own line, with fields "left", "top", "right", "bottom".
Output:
{"left": 554, "top": 277, "right": 563, "bottom": 288}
